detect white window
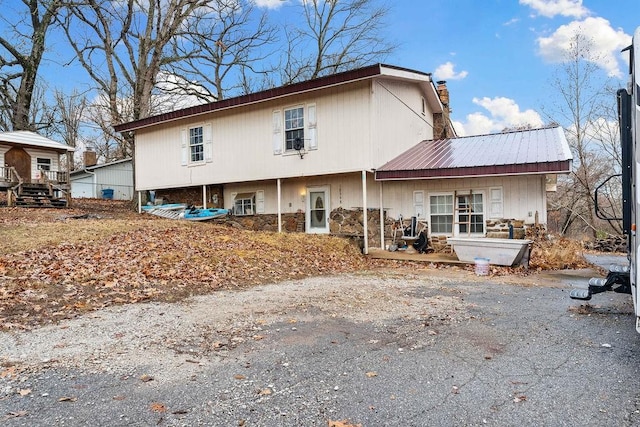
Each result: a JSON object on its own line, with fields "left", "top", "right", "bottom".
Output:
{"left": 37, "top": 158, "right": 51, "bottom": 171}
{"left": 181, "top": 124, "right": 212, "bottom": 165}
{"left": 234, "top": 193, "right": 255, "bottom": 216}
{"left": 430, "top": 192, "right": 485, "bottom": 235}
{"left": 285, "top": 106, "right": 304, "bottom": 151}
{"left": 429, "top": 194, "right": 453, "bottom": 234}
{"left": 274, "top": 104, "right": 317, "bottom": 154}
{"left": 190, "top": 126, "right": 204, "bottom": 163}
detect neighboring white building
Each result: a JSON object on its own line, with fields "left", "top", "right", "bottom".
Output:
{"left": 70, "top": 158, "right": 133, "bottom": 200}
{"left": 1, "top": 131, "right": 74, "bottom": 207}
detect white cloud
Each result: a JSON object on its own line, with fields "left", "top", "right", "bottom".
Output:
{"left": 519, "top": 0, "right": 589, "bottom": 18}
{"left": 253, "top": 0, "right": 286, "bottom": 9}
{"left": 536, "top": 17, "right": 631, "bottom": 78}
{"left": 154, "top": 72, "right": 214, "bottom": 112}
{"left": 433, "top": 62, "right": 468, "bottom": 81}
{"left": 455, "top": 97, "right": 544, "bottom": 136}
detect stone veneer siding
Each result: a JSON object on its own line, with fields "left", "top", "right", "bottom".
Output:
{"left": 229, "top": 207, "right": 386, "bottom": 251}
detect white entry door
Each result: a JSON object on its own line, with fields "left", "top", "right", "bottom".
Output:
{"left": 306, "top": 186, "right": 330, "bottom": 234}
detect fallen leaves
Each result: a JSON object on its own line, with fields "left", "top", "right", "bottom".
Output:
{"left": 0, "top": 366, "right": 18, "bottom": 379}
{"left": 150, "top": 402, "right": 166, "bottom": 413}
{"left": 3, "top": 411, "right": 28, "bottom": 420}
{"left": 258, "top": 388, "right": 272, "bottom": 396}
{"left": 0, "top": 205, "right": 366, "bottom": 330}
{"left": 529, "top": 238, "right": 591, "bottom": 270}
{"left": 328, "top": 420, "right": 362, "bottom": 427}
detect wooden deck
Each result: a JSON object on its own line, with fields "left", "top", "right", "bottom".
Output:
{"left": 367, "top": 248, "right": 469, "bottom": 265}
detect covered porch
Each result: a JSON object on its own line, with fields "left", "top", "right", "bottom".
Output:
{"left": 0, "top": 131, "right": 74, "bottom": 207}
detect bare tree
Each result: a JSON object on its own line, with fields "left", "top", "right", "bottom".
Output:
{"left": 28, "top": 83, "right": 59, "bottom": 135}
{"left": 58, "top": 0, "right": 209, "bottom": 158}
{"left": 0, "top": 0, "right": 64, "bottom": 131}
{"left": 544, "top": 32, "right": 621, "bottom": 239}
{"left": 280, "top": 0, "right": 395, "bottom": 84}
{"left": 167, "top": 0, "right": 278, "bottom": 101}
{"left": 52, "top": 89, "right": 87, "bottom": 150}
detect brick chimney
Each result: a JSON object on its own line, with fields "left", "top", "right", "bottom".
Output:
{"left": 83, "top": 150, "right": 97, "bottom": 168}
{"left": 433, "top": 80, "right": 452, "bottom": 139}
{"left": 436, "top": 80, "right": 450, "bottom": 109}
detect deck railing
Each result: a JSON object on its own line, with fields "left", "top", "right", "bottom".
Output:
{"left": 40, "top": 169, "right": 69, "bottom": 184}
{"left": 1, "top": 165, "right": 13, "bottom": 183}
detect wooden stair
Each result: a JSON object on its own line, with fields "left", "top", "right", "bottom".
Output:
{"left": 14, "top": 184, "right": 67, "bottom": 208}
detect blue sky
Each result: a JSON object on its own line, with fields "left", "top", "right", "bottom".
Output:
{"left": 259, "top": 0, "right": 639, "bottom": 136}
{"left": 21, "top": 0, "right": 639, "bottom": 137}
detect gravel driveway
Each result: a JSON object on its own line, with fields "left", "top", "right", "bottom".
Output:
{"left": 1, "top": 267, "right": 639, "bottom": 426}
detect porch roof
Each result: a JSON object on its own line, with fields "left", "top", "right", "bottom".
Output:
{"left": 375, "top": 126, "right": 572, "bottom": 181}
{"left": 0, "top": 131, "right": 74, "bottom": 153}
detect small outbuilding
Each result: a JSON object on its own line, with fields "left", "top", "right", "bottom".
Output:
{"left": 0, "top": 131, "right": 74, "bottom": 207}
{"left": 70, "top": 158, "right": 134, "bottom": 200}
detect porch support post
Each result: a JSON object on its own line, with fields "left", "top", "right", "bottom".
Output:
{"left": 379, "top": 181, "right": 385, "bottom": 249}
{"left": 66, "top": 151, "right": 72, "bottom": 207}
{"left": 202, "top": 185, "right": 207, "bottom": 208}
{"left": 277, "top": 178, "right": 282, "bottom": 233}
{"left": 362, "top": 170, "right": 368, "bottom": 255}
{"left": 137, "top": 191, "right": 142, "bottom": 213}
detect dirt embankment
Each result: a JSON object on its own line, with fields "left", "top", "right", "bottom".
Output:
{"left": 0, "top": 199, "right": 596, "bottom": 331}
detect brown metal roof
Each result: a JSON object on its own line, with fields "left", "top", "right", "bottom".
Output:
{"left": 114, "top": 64, "right": 433, "bottom": 133}
{"left": 375, "top": 126, "right": 573, "bottom": 180}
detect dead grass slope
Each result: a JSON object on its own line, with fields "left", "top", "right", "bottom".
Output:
{"left": 0, "top": 199, "right": 598, "bottom": 330}
{"left": 0, "top": 201, "right": 366, "bottom": 330}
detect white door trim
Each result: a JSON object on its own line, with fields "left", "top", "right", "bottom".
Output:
{"left": 306, "top": 186, "right": 330, "bottom": 234}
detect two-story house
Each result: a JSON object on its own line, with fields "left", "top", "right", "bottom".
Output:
{"left": 115, "top": 64, "right": 571, "bottom": 253}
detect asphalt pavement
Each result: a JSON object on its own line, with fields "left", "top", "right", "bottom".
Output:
{"left": 2, "top": 264, "right": 640, "bottom": 427}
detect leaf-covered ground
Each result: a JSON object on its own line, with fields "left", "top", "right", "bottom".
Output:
{"left": 0, "top": 199, "right": 596, "bottom": 330}
{"left": 0, "top": 200, "right": 367, "bottom": 330}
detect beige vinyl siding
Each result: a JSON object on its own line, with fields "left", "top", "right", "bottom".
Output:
{"left": 134, "top": 83, "right": 375, "bottom": 191}
{"left": 371, "top": 78, "right": 434, "bottom": 166}
{"left": 223, "top": 172, "right": 381, "bottom": 215}
{"left": 379, "top": 175, "right": 547, "bottom": 226}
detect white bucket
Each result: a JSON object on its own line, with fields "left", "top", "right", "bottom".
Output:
{"left": 474, "top": 258, "right": 490, "bottom": 276}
